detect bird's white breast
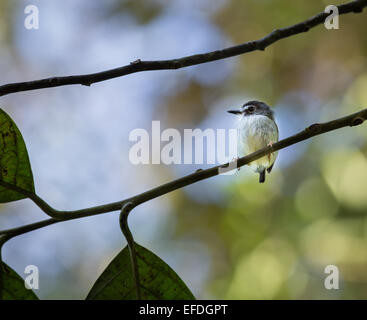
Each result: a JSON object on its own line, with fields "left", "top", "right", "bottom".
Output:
{"left": 236, "top": 114, "right": 278, "bottom": 172}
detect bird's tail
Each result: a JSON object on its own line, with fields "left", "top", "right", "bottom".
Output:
{"left": 259, "top": 169, "right": 266, "bottom": 183}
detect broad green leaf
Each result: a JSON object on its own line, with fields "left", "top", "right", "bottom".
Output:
{"left": 0, "top": 262, "right": 38, "bottom": 300}
{"left": 0, "top": 108, "right": 35, "bottom": 202}
{"left": 87, "top": 243, "right": 195, "bottom": 300}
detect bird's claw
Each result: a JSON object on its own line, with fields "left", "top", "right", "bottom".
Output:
{"left": 267, "top": 142, "right": 275, "bottom": 160}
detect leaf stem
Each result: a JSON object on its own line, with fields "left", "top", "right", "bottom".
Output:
{"left": 119, "top": 202, "right": 141, "bottom": 300}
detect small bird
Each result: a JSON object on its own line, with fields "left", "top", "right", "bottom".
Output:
{"left": 227, "top": 101, "right": 279, "bottom": 183}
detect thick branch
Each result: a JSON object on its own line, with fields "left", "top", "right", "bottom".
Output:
{"left": 0, "top": 107, "right": 366, "bottom": 239}
{"left": 0, "top": 0, "right": 365, "bottom": 97}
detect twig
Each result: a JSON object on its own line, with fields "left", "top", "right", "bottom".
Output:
{"left": 0, "top": 108, "right": 366, "bottom": 240}
{"left": 119, "top": 202, "right": 141, "bottom": 300}
{"left": 0, "top": 0, "right": 365, "bottom": 97}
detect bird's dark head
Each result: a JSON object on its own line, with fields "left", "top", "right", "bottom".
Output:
{"left": 227, "top": 100, "right": 274, "bottom": 120}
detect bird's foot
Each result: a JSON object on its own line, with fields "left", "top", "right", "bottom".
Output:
{"left": 267, "top": 142, "right": 275, "bottom": 161}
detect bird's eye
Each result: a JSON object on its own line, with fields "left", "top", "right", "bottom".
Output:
{"left": 247, "top": 106, "right": 255, "bottom": 112}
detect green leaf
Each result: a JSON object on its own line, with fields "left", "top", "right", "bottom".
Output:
{"left": 87, "top": 243, "right": 195, "bottom": 300}
{"left": 0, "top": 262, "right": 38, "bottom": 300}
{"left": 0, "top": 108, "right": 35, "bottom": 203}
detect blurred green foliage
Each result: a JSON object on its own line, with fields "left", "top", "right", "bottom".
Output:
{"left": 107, "top": 0, "right": 163, "bottom": 24}
{"left": 1, "top": 0, "right": 367, "bottom": 299}
{"left": 154, "top": 0, "right": 367, "bottom": 299}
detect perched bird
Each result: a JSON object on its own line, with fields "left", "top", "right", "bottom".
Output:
{"left": 227, "top": 101, "right": 278, "bottom": 183}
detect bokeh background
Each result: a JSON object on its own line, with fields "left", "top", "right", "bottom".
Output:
{"left": 1, "top": 0, "right": 367, "bottom": 299}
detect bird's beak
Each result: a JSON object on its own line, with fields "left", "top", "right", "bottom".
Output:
{"left": 227, "top": 109, "right": 242, "bottom": 115}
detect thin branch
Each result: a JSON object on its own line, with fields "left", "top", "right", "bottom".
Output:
{"left": 0, "top": 0, "right": 366, "bottom": 97}
{"left": 0, "top": 107, "right": 366, "bottom": 240}
{"left": 119, "top": 202, "right": 141, "bottom": 300}
{"left": 0, "top": 180, "right": 130, "bottom": 220}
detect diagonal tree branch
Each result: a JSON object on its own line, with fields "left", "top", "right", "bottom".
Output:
{"left": 0, "top": 0, "right": 366, "bottom": 97}
{"left": 0, "top": 107, "right": 366, "bottom": 240}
